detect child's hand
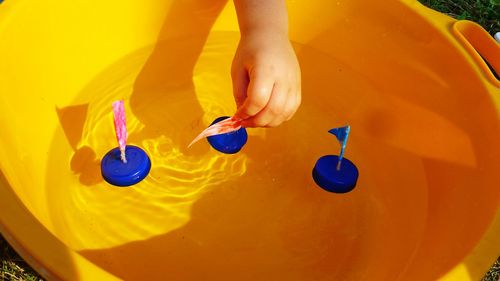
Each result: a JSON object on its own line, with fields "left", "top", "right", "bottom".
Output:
{"left": 231, "top": 32, "right": 301, "bottom": 128}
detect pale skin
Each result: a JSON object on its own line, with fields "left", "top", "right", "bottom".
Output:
{"left": 232, "top": 0, "right": 301, "bottom": 128}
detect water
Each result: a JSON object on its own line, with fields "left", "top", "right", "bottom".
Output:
{"left": 46, "top": 33, "right": 254, "bottom": 250}
{"left": 44, "top": 31, "right": 429, "bottom": 279}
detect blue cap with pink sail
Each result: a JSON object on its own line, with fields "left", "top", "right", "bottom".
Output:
{"left": 101, "top": 100, "right": 151, "bottom": 187}
{"left": 312, "top": 125, "right": 359, "bottom": 193}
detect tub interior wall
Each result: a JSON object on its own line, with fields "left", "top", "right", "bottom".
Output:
{"left": 0, "top": 1, "right": 499, "bottom": 281}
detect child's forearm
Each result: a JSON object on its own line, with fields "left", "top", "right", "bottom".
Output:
{"left": 233, "top": 0, "right": 288, "bottom": 37}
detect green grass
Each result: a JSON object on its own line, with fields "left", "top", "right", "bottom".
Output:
{"left": 1, "top": 235, "right": 42, "bottom": 281}
{"left": 419, "top": 0, "right": 499, "bottom": 34}
{"left": 483, "top": 258, "right": 500, "bottom": 281}
{"left": 1, "top": 1, "right": 499, "bottom": 280}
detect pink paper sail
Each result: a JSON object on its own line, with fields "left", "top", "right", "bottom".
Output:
{"left": 112, "top": 100, "right": 128, "bottom": 163}
{"left": 188, "top": 117, "right": 242, "bottom": 148}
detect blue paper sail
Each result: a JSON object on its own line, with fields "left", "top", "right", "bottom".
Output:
{"left": 328, "top": 126, "right": 350, "bottom": 170}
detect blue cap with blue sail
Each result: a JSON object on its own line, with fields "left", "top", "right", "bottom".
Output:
{"left": 312, "top": 125, "right": 358, "bottom": 193}
{"left": 328, "top": 125, "right": 350, "bottom": 171}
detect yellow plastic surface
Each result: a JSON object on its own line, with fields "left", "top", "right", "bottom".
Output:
{"left": 0, "top": 0, "right": 499, "bottom": 280}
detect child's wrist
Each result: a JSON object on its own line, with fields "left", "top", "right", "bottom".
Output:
{"left": 240, "top": 25, "right": 289, "bottom": 41}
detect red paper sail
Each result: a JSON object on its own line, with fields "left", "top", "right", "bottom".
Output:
{"left": 112, "top": 100, "right": 128, "bottom": 163}
{"left": 188, "top": 117, "right": 242, "bottom": 148}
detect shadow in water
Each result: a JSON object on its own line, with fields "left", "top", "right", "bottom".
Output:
{"left": 56, "top": 104, "right": 89, "bottom": 151}
{"left": 54, "top": 0, "right": 230, "bottom": 186}
{"left": 56, "top": 104, "right": 103, "bottom": 186}
{"left": 70, "top": 146, "right": 102, "bottom": 186}
{"left": 128, "top": 0, "right": 228, "bottom": 155}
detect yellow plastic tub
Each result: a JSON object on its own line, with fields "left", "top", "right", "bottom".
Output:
{"left": 0, "top": 0, "right": 499, "bottom": 280}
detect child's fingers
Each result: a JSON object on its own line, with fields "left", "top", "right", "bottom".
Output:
{"left": 266, "top": 88, "right": 294, "bottom": 127}
{"left": 234, "top": 67, "right": 274, "bottom": 120}
{"left": 241, "top": 82, "right": 287, "bottom": 127}
{"left": 266, "top": 86, "right": 300, "bottom": 126}
{"left": 231, "top": 67, "right": 249, "bottom": 108}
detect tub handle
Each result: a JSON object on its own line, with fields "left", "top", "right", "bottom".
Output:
{"left": 451, "top": 20, "right": 500, "bottom": 87}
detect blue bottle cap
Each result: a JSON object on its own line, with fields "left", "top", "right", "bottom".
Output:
{"left": 207, "top": 116, "right": 248, "bottom": 154}
{"left": 101, "top": 145, "right": 151, "bottom": 187}
{"left": 312, "top": 155, "right": 358, "bottom": 193}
